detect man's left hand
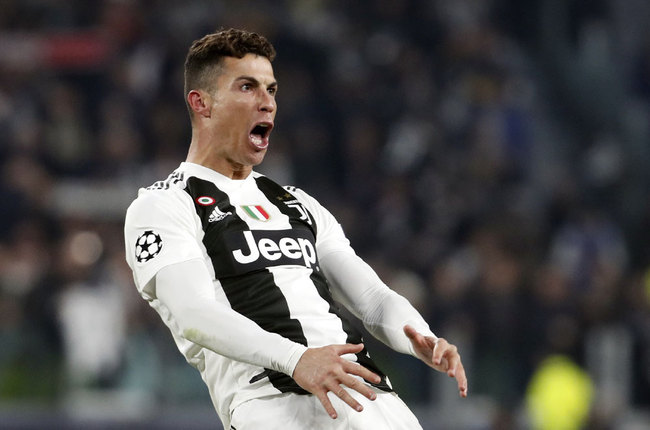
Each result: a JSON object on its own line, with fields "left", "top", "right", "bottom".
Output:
{"left": 403, "top": 325, "right": 468, "bottom": 398}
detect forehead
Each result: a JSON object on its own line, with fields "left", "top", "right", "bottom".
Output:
{"left": 218, "top": 53, "right": 275, "bottom": 82}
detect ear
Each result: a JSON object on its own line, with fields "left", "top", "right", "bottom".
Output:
{"left": 187, "top": 90, "right": 211, "bottom": 118}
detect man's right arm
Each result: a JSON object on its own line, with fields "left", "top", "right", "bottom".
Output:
{"left": 155, "top": 258, "right": 306, "bottom": 376}
{"left": 125, "top": 189, "right": 305, "bottom": 374}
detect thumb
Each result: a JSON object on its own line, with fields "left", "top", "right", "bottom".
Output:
{"left": 404, "top": 325, "right": 437, "bottom": 351}
{"left": 335, "top": 343, "right": 365, "bottom": 356}
{"left": 403, "top": 325, "right": 420, "bottom": 341}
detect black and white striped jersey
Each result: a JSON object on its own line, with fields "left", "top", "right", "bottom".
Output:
{"left": 124, "top": 162, "right": 403, "bottom": 422}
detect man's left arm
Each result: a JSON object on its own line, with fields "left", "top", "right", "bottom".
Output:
{"left": 320, "top": 251, "right": 468, "bottom": 397}
{"left": 289, "top": 186, "right": 467, "bottom": 397}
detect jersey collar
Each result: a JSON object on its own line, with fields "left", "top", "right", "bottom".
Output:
{"left": 180, "top": 162, "right": 260, "bottom": 188}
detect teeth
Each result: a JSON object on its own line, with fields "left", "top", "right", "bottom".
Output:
{"left": 250, "top": 133, "right": 267, "bottom": 149}
{"left": 250, "top": 123, "right": 271, "bottom": 149}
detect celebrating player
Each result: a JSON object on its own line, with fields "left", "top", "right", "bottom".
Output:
{"left": 124, "top": 28, "right": 467, "bottom": 430}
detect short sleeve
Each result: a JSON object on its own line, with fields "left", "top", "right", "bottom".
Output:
{"left": 124, "top": 188, "right": 204, "bottom": 298}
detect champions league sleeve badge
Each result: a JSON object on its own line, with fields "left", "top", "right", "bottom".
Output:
{"left": 135, "top": 230, "right": 163, "bottom": 263}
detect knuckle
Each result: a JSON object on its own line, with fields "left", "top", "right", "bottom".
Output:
{"left": 344, "top": 376, "right": 358, "bottom": 387}
{"left": 326, "top": 364, "right": 342, "bottom": 376}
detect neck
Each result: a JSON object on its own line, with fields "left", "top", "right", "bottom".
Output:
{"left": 186, "top": 135, "right": 252, "bottom": 180}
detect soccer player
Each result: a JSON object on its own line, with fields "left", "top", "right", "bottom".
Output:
{"left": 124, "top": 28, "right": 467, "bottom": 429}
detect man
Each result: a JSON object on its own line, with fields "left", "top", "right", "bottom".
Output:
{"left": 124, "top": 28, "right": 467, "bottom": 429}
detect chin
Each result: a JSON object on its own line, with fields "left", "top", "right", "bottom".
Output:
{"left": 248, "top": 151, "right": 267, "bottom": 167}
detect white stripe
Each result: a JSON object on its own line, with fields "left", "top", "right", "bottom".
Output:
{"left": 269, "top": 266, "right": 349, "bottom": 348}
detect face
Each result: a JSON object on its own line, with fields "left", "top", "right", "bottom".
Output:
{"left": 196, "top": 53, "right": 277, "bottom": 178}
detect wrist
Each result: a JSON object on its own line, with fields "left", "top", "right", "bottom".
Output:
{"left": 280, "top": 343, "right": 308, "bottom": 377}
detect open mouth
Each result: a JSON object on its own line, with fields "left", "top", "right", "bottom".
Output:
{"left": 249, "top": 122, "right": 273, "bottom": 149}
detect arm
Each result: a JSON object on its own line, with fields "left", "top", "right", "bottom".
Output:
{"left": 156, "top": 258, "right": 306, "bottom": 376}
{"left": 287, "top": 185, "right": 467, "bottom": 396}
{"left": 156, "top": 258, "right": 381, "bottom": 417}
{"left": 320, "top": 250, "right": 468, "bottom": 398}
{"left": 127, "top": 188, "right": 380, "bottom": 417}
{"left": 126, "top": 185, "right": 307, "bottom": 372}
{"left": 320, "top": 250, "right": 431, "bottom": 354}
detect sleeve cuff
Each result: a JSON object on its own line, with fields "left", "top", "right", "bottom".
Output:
{"left": 278, "top": 342, "right": 309, "bottom": 377}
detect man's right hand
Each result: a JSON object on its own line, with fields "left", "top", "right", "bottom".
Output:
{"left": 291, "top": 343, "right": 381, "bottom": 419}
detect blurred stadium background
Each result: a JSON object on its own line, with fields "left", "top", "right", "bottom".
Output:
{"left": 1, "top": 0, "right": 649, "bottom": 429}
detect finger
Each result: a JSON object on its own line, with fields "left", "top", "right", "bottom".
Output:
{"left": 440, "top": 348, "right": 468, "bottom": 396}
{"left": 454, "top": 361, "right": 469, "bottom": 398}
{"left": 342, "top": 373, "right": 378, "bottom": 401}
{"left": 432, "top": 338, "right": 448, "bottom": 366}
{"left": 403, "top": 325, "right": 427, "bottom": 347}
{"left": 315, "top": 390, "right": 339, "bottom": 419}
{"left": 403, "top": 324, "right": 418, "bottom": 340}
{"left": 445, "top": 348, "right": 461, "bottom": 377}
{"left": 329, "top": 384, "right": 364, "bottom": 413}
{"left": 403, "top": 325, "right": 433, "bottom": 354}
{"left": 342, "top": 360, "right": 381, "bottom": 384}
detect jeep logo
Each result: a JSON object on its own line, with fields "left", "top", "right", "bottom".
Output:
{"left": 233, "top": 230, "right": 317, "bottom": 269}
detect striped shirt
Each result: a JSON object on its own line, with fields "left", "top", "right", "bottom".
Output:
{"left": 124, "top": 162, "right": 394, "bottom": 423}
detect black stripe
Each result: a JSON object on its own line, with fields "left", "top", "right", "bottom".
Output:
{"left": 254, "top": 177, "right": 317, "bottom": 238}
{"left": 184, "top": 175, "right": 390, "bottom": 394}
{"left": 257, "top": 176, "right": 391, "bottom": 391}
{"left": 309, "top": 270, "right": 392, "bottom": 392}
{"left": 222, "top": 271, "right": 308, "bottom": 394}
{"left": 184, "top": 176, "right": 308, "bottom": 394}
{"left": 220, "top": 273, "right": 308, "bottom": 344}
{"left": 184, "top": 176, "right": 247, "bottom": 248}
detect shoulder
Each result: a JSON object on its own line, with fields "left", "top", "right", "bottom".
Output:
{"left": 125, "top": 170, "right": 195, "bottom": 226}
{"left": 280, "top": 184, "right": 341, "bottom": 229}
{"left": 145, "top": 169, "right": 186, "bottom": 191}
{"left": 282, "top": 185, "right": 322, "bottom": 207}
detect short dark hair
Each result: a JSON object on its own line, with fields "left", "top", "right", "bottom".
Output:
{"left": 184, "top": 28, "right": 276, "bottom": 104}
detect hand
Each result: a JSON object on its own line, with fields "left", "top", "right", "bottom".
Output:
{"left": 403, "top": 325, "right": 468, "bottom": 398}
{"left": 292, "top": 343, "right": 382, "bottom": 419}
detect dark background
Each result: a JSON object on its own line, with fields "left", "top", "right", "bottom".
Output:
{"left": 0, "top": 1, "right": 649, "bottom": 428}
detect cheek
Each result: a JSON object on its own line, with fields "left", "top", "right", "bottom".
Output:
{"left": 214, "top": 99, "right": 248, "bottom": 124}
{"left": 212, "top": 106, "right": 244, "bottom": 134}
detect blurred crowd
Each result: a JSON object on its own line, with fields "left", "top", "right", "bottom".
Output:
{"left": 1, "top": 0, "right": 649, "bottom": 428}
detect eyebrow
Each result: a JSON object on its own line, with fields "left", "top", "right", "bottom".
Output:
{"left": 235, "top": 75, "right": 278, "bottom": 88}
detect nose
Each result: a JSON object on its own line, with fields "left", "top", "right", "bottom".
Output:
{"left": 259, "top": 90, "right": 276, "bottom": 113}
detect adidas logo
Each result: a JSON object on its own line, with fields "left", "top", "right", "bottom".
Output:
{"left": 209, "top": 207, "right": 232, "bottom": 223}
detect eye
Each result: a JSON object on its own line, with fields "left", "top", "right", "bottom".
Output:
{"left": 268, "top": 87, "right": 277, "bottom": 96}
{"left": 241, "top": 83, "right": 252, "bottom": 91}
